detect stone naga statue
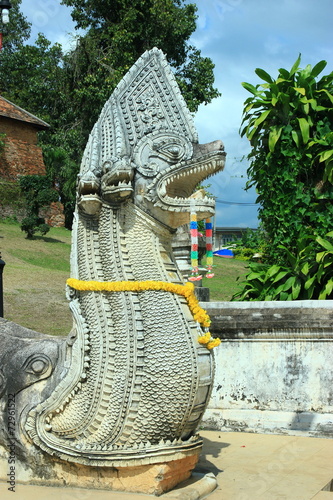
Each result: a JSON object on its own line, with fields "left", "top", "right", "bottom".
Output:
{"left": 0, "top": 48, "right": 225, "bottom": 488}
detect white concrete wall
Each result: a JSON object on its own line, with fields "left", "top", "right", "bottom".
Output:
{"left": 201, "top": 301, "right": 333, "bottom": 437}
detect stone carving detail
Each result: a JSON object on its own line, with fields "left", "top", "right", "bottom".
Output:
{"left": 1, "top": 48, "right": 225, "bottom": 472}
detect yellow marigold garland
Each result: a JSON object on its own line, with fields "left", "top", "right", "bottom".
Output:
{"left": 66, "top": 278, "right": 221, "bottom": 350}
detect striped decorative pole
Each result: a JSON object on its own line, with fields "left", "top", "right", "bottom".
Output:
{"left": 188, "top": 208, "right": 202, "bottom": 281}
{"left": 205, "top": 218, "right": 214, "bottom": 278}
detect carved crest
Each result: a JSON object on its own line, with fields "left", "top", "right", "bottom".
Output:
{"left": 80, "top": 47, "right": 198, "bottom": 181}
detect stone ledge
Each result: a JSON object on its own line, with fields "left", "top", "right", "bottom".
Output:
{"left": 201, "top": 300, "right": 333, "bottom": 340}
{"left": 203, "top": 408, "right": 333, "bottom": 437}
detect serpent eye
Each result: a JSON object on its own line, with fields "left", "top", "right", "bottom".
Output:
{"left": 22, "top": 354, "right": 51, "bottom": 376}
{"left": 134, "top": 132, "right": 193, "bottom": 177}
{"left": 152, "top": 141, "right": 185, "bottom": 163}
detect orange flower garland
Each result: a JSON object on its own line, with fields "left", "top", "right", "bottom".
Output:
{"left": 66, "top": 278, "right": 221, "bottom": 350}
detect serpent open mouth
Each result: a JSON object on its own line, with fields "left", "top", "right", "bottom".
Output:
{"left": 151, "top": 149, "right": 226, "bottom": 213}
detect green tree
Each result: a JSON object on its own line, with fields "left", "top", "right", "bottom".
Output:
{"left": 0, "top": 0, "right": 31, "bottom": 52}
{"left": 0, "top": 31, "right": 77, "bottom": 225}
{"left": 234, "top": 56, "right": 333, "bottom": 300}
{"left": 62, "top": 0, "right": 220, "bottom": 134}
{"left": 231, "top": 226, "right": 267, "bottom": 261}
{"left": 0, "top": 34, "right": 64, "bottom": 124}
{"left": 19, "top": 175, "right": 58, "bottom": 239}
{"left": 240, "top": 55, "right": 333, "bottom": 264}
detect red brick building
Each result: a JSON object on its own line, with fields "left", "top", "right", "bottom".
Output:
{"left": 0, "top": 96, "right": 65, "bottom": 226}
{"left": 0, "top": 96, "right": 49, "bottom": 179}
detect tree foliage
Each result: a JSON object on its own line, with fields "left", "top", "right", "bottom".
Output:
{"left": 241, "top": 55, "right": 333, "bottom": 262}
{"left": 1, "top": 34, "right": 64, "bottom": 124}
{"left": 0, "top": 0, "right": 31, "bottom": 52}
{"left": 235, "top": 56, "right": 333, "bottom": 300}
{"left": 231, "top": 226, "right": 267, "bottom": 261}
{"left": 61, "top": 0, "right": 220, "bottom": 133}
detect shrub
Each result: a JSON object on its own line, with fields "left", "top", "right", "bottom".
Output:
{"left": 241, "top": 56, "right": 333, "bottom": 266}
{"left": 232, "top": 232, "right": 333, "bottom": 301}
{"left": 19, "top": 175, "right": 58, "bottom": 239}
{"left": 233, "top": 247, "right": 256, "bottom": 260}
{"left": 20, "top": 216, "right": 50, "bottom": 239}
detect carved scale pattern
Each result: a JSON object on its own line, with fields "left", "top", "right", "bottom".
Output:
{"left": 26, "top": 202, "right": 205, "bottom": 458}
{"left": 117, "top": 203, "right": 199, "bottom": 444}
{"left": 46, "top": 207, "right": 138, "bottom": 444}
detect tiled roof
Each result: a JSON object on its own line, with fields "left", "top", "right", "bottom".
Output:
{"left": 0, "top": 96, "right": 50, "bottom": 129}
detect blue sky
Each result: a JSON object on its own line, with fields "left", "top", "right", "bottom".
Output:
{"left": 19, "top": 0, "right": 333, "bottom": 228}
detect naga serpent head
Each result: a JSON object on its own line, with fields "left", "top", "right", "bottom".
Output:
{"left": 133, "top": 132, "right": 225, "bottom": 228}
{"left": 76, "top": 47, "right": 226, "bottom": 228}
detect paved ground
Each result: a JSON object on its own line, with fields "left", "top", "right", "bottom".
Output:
{"left": 1, "top": 431, "right": 332, "bottom": 499}
{"left": 199, "top": 431, "right": 333, "bottom": 500}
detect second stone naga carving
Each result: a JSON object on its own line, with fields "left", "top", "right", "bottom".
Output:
{"left": 26, "top": 47, "right": 226, "bottom": 466}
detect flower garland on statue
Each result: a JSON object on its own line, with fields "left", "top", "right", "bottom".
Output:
{"left": 66, "top": 278, "right": 221, "bottom": 350}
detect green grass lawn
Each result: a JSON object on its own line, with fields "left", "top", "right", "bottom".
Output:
{"left": 0, "top": 221, "right": 72, "bottom": 336}
{"left": 202, "top": 256, "right": 248, "bottom": 301}
{"left": 0, "top": 221, "right": 248, "bottom": 335}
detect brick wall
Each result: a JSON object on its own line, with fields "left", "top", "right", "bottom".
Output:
{"left": 0, "top": 115, "right": 46, "bottom": 180}
{"left": 0, "top": 116, "right": 38, "bottom": 144}
{"left": 0, "top": 137, "right": 46, "bottom": 180}
{"left": 0, "top": 205, "right": 26, "bottom": 220}
{"left": 0, "top": 112, "right": 65, "bottom": 227}
{"left": 40, "top": 202, "right": 65, "bottom": 227}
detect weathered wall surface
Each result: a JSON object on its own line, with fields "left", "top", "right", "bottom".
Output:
{"left": 201, "top": 300, "right": 333, "bottom": 437}
{"left": 0, "top": 137, "right": 46, "bottom": 180}
{"left": 0, "top": 117, "right": 38, "bottom": 144}
{"left": 39, "top": 202, "right": 65, "bottom": 227}
{"left": 0, "top": 115, "right": 46, "bottom": 180}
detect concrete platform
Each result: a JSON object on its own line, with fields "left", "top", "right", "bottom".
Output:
{"left": 1, "top": 430, "right": 332, "bottom": 499}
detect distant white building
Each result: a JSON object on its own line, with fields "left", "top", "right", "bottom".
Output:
{"left": 214, "top": 227, "right": 256, "bottom": 249}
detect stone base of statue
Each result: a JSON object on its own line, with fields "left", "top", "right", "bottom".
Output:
{"left": 0, "top": 443, "right": 201, "bottom": 496}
